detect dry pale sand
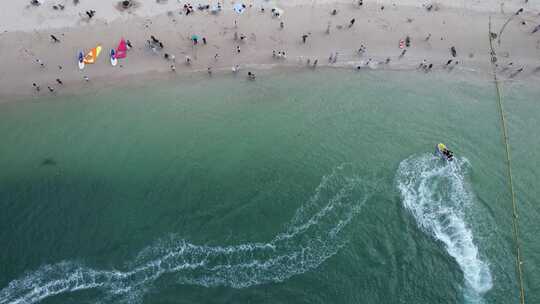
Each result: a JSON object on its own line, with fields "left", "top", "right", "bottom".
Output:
{"left": 0, "top": 0, "right": 539, "bottom": 100}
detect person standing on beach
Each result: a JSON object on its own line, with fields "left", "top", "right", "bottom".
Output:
{"left": 349, "top": 18, "right": 356, "bottom": 28}
{"left": 56, "top": 78, "right": 63, "bottom": 85}
{"left": 302, "top": 34, "right": 308, "bottom": 43}
{"left": 32, "top": 83, "right": 40, "bottom": 92}
{"left": 280, "top": 21, "right": 284, "bottom": 29}
{"left": 450, "top": 46, "right": 457, "bottom": 57}
{"left": 399, "top": 49, "right": 407, "bottom": 58}
{"left": 50, "top": 35, "right": 60, "bottom": 43}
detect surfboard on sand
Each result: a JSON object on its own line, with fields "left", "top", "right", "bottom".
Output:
{"left": 78, "top": 51, "right": 85, "bottom": 70}
{"left": 115, "top": 39, "right": 127, "bottom": 59}
{"left": 110, "top": 49, "right": 118, "bottom": 66}
{"left": 83, "top": 45, "right": 102, "bottom": 64}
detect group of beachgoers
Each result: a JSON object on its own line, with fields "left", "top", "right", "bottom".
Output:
{"left": 26, "top": 1, "right": 539, "bottom": 95}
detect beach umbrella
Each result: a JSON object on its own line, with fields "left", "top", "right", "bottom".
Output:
{"left": 233, "top": 3, "right": 246, "bottom": 14}
{"left": 191, "top": 34, "right": 199, "bottom": 41}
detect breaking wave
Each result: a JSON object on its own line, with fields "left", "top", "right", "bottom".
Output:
{"left": 396, "top": 154, "right": 493, "bottom": 303}
{"left": 0, "top": 164, "right": 369, "bottom": 304}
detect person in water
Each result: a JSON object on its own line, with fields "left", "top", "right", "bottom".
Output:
{"left": 442, "top": 148, "right": 453, "bottom": 159}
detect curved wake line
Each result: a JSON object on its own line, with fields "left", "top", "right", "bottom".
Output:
{"left": 396, "top": 154, "right": 493, "bottom": 303}
{"left": 1, "top": 164, "right": 370, "bottom": 304}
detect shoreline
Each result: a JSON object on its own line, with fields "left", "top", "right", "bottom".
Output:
{"left": 0, "top": 65, "right": 513, "bottom": 106}
{"left": 1, "top": 1, "right": 539, "bottom": 101}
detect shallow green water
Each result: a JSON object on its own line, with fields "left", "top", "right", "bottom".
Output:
{"left": 0, "top": 69, "right": 538, "bottom": 303}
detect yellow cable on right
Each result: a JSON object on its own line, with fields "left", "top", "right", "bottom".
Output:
{"left": 488, "top": 16, "right": 526, "bottom": 304}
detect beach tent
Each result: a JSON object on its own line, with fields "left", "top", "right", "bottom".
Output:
{"left": 83, "top": 45, "right": 102, "bottom": 64}
{"left": 233, "top": 3, "right": 246, "bottom": 14}
{"left": 115, "top": 39, "right": 127, "bottom": 59}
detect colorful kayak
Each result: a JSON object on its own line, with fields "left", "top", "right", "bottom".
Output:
{"left": 110, "top": 49, "right": 118, "bottom": 66}
{"left": 115, "top": 39, "right": 127, "bottom": 59}
{"left": 78, "top": 51, "right": 85, "bottom": 70}
{"left": 83, "top": 45, "right": 102, "bottom": 64}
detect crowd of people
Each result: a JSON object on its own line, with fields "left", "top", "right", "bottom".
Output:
{"left": 26, "top": 1, "right": 538, "bottom": 95}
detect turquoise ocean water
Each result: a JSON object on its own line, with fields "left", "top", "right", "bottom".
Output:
{"left": 0, "top": 69, "right": 538, "bottom": 303}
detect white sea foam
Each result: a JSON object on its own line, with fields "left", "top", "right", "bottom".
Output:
{"left": 0, "top": 164, "right": 369, "bottom": 304}
{"left": 396, "top": 154, "right": 493, "bottom": 303}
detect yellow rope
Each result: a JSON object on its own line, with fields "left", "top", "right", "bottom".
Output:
{"left": 488, "top": 16, "right": 526, "bottom": 304}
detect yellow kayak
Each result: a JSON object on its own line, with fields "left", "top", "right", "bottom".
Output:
{"left": 83, "top": 45, "right": 102, "bottom": 64}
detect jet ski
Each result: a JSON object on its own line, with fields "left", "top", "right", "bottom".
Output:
{"left": 436, "top": 143, "right": 454, "bottom": 161}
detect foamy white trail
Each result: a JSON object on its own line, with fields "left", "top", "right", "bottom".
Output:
{"left": 396, "top": 154, "right": 492, "bottom": 303}
{"left": 0, "top": 164, "right": 369, "bottom": 304}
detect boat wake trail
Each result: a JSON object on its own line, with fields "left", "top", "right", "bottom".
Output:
{"left": 396, "top": 154, "right": 493, "bottom": 303}
{"left": 0, "top": 164, "right": 370, "bottom": 304}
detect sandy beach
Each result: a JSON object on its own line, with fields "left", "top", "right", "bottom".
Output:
{"left": 1, "top": 0, "right": 539, "bottom": 101}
